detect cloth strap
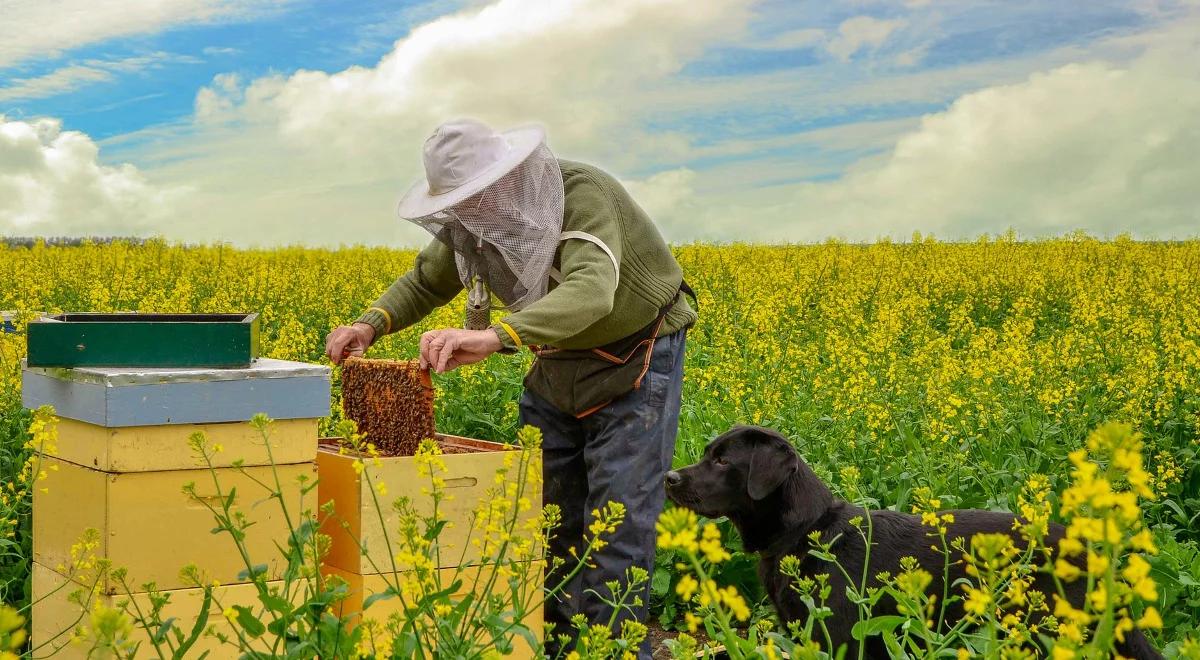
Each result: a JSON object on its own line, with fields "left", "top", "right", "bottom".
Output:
{"left": 365, "top": 306, "right": 393, "bottom": 335}
{"left": 548, "top": 230, "right": 619, "bottom": 285}
{"left": 497, "top": 320, "right": 523, "bottom": 349}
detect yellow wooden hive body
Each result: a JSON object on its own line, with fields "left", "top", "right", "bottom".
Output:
{"left": 30, "top": 357, "right": 547, "bottom": 656}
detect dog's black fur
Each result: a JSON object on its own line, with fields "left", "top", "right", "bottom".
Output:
{"left": 665, "top": 425, "right": 1162, "bottom": 659}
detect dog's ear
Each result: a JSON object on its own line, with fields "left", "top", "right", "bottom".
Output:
{"left": 746, "top": 428, "right": 799, "bottom": 500}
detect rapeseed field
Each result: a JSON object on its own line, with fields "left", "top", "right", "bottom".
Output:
{"left": 0, "top": 235, "right": 1197, "bottom": 650}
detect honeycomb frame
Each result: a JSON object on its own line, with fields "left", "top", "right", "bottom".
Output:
{"left": 340, "top": 357, "right": 436, "bottom": 457}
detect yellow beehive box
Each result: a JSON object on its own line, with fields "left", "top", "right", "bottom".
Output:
{"left": 35, "top": 457, "right": 315, "bottom": 592}
{"left": 50, "top": 417, "right": 318, "bottom": 472}
{"left": 324, "top": 564, "right": 543, "bottom": 659}
{"left": 317, "top": 434, "right": 542, "bottom": 575}
{"left": 32, "top": 562, "right": 293, "bottom": 659}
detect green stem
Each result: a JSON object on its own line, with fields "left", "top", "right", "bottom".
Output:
{"left": 114, "top": 573, "right": 169, "bottom": 660}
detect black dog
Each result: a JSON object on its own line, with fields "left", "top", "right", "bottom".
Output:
{"left": 665, "top": 425, "right": 1162, "bottom": 659}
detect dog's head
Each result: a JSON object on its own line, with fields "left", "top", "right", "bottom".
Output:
{"left": 665, "top": 425, "right": 833, "bottom": 546}
{"left": 665, "top": 425, "right": 804, "bottom": 515}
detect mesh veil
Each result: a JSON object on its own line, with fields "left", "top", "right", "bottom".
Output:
{"left": 407, "top": 143, "right": 565, "bottom": 311}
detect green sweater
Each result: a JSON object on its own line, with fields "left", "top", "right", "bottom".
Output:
{"left": 356, "top": 159, "right": 696, "bottom": 351}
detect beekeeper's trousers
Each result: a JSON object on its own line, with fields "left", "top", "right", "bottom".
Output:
{"left": 519, "top": 328, "right": 687, "bottom": 660}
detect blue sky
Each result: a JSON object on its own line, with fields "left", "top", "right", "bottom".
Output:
{"left": 1, "top": 1, "right": 437, "bottom": 139}
{"left": 1, "top": 0, "right": 1197, "bottom": 246}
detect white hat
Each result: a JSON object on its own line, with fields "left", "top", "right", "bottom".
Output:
{"left": 396, "top": 118, "right": 547, "bottom": 220}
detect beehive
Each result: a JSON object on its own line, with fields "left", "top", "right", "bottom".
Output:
{"left": 319, "top": 365, "right": 545, "bottom": 653}
{"left": 340, "top": 357, "right": 435, "bottom": 456}
{"left": 318, "top": 434, "right": 541, "bottom": 574}
{"left": 25, "top": 357, "right": 329, "bottom": 652}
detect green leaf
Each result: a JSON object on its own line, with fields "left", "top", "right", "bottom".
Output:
{"left": 481, "top": 614, "right": 516, "bottom": 653}
{"left": 267, "top": 616, "right": 290, "bottom": 639}
{"left": 508, "top": 622, "right": 540, "bottom": 655}
{"left": 416, "top": 579, "right": 463, "bottom": 610}
{"left": 881, "top": 628, "right": 905, "bottom": 657}
{"left": 364, "top": 586, "right": 398, "bottom": 609}
{"left": 234, "top": 605, "right": 266, "bottom": 638}
{"left": 260, "top": 592, "right": 292, "bottom": 614}
{"left": 174, "top": 587, "right": 212, "bottom": 658}
{"left": 851, "top": 615, "right": 907, "bottom": 641}
{"left": 651, "top": 567, "right": 672, "bottom": 596}
{"left": 423, "top": 519, "right": 449, "bottom": 542}
{"left": 236, "top": 564, "right": 269, "bottom": 581}
{"left": 153, "top": 617, "right": 177, "bottom": 644}
{"left": 394, "top": 632, "right": 420, "bottom": 658}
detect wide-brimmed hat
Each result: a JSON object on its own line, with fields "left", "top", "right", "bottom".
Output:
{"left": 396, "top": 118, "right": 546, "bottom": 220}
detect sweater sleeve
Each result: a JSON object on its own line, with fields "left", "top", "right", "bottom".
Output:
{"left": 355, "top": 238, "right": 463, "bottom": 339}
{"left": 495, "top": 176, "right": 621, "bottom": 348}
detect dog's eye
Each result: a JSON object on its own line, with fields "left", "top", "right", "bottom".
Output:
{"left": 714, "top": 456, "right": 728, "bottom": 466}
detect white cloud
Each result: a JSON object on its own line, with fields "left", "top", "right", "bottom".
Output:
{"left": 0, "top": 116, "right": 183, "bottom": 235}
{"left": 0, "top": 0, "right": 288, "bottom": 68}
{"left": 647, "top": 43, "right": 1200, "bottom": 241}
{"left": 622, "top": 168, "right": 696, "bottom": 240}
{"left": 201, "top": 0, "right": 752, "bottom": 157}
{"left": 633, "top": 15, "right": 1190, "bottom": 153}
{"left": 0, "top": 65, "right": 112, "bottom": 102}
{"left": 124, "top": 0, "right": 755, "bottom": 247}
{"left": 827, "top": 16, "right": 906, "bottom": 62}
{"left": 35, "top": 0, "right": 1198, "bottom": 247}
{"left": 894, "top": 44, "right": 929, "bottom": 67}
{"left": 0, "top": 53, "right": 199, "bottom": 101}
{"left": 194, "top": 73, "right": 243, "bottom": 120}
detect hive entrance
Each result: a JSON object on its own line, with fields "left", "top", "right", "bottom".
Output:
{"left": 340, "top": 358, "right": 436, "bottom": 457}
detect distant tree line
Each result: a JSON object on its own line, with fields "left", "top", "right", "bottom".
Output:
{"left": 2, "top": 236, "right": 153, "bottom": 248}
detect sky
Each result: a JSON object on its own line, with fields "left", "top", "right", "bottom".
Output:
{"left": 1, "top": 0, "right": 1198, "bottom": 247}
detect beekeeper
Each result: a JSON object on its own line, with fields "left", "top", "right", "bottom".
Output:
{"left": 324, "top": 118, "right": 696, "bottom": 658}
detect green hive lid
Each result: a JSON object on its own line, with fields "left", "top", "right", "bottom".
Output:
{"left": 26, "top": 312, "right": 260, "bottom": 368}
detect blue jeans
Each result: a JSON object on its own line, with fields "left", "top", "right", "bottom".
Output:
{"left": 519, "top": 329, "right": 687, "bottom": 659}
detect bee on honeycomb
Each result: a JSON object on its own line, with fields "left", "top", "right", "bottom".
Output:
{"left": 340, "top": 357, "right": 436, "bottom": 457}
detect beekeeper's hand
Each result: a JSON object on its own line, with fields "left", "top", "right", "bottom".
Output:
{"left": 419, "top": 328, "right": 502, "bottom": 373}
{"left": 325, "top": 322, "right": 376, "bottom": 365}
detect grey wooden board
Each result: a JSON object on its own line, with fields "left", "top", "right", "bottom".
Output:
{"left": 21, "top": 357, "right": 327, "bottom": 386}
{"left": 22, "top": 358, "right": 331, "bottom": 426}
